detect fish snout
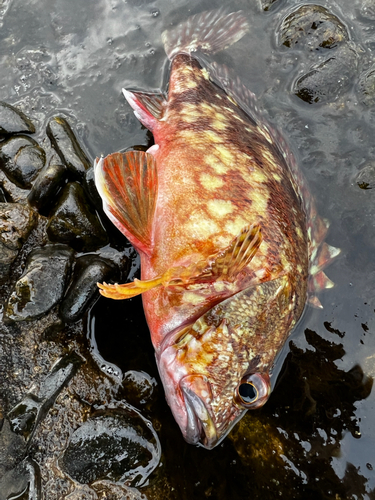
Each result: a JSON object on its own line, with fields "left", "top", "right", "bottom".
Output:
{"left": 179, "top": 375, "right": 218, "bottom": 449}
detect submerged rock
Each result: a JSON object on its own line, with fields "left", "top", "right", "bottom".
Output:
{"left": 60, "top": 407, "right": 160, "bottom": 487}
{"left": 0, "top": 459, "right": 42, "bottom": 500}
{"left": 122, "top": 370, "right": 157, "bottom": 407}
{"left": 278, "top": 4, "right": 349, "bottom": 50}
{"left": 294, "top": 44, "right": 358, "bottom": 104}
{"left": 46, "top": 182, "right": 108, "bottom": 252}
{"left": 5, "top": 244, "right": 74, "bottom": 321}
{"left": 27, "top": 157, "right": 68, "bottom": 214}
{"left": 355, "top": 162, "right": 375, "bottom": 189}
{"left": 0, "top": 135, "right": 46, "bottom": 189}
{"left": 358, "top": 66, "right": 375, "bottom": 107}
{"left": 0, "top": 203, "right": 37, "bottom": 279}
{"left": 60, "top": 254, "right": 118, "bottom": 323}
{"left": 0, "top": 101, "right": 35, "bottom": 135}
{"left": 46, "top": 116, "right": 91, "bottom": 179}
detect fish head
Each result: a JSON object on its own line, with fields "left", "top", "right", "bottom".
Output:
{"left": 157, "top": 315, "right": 272, "bottom": 449}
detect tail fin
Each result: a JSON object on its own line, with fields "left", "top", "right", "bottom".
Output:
{"left": 162, "top": 7, "right": 249, "bottom": 60}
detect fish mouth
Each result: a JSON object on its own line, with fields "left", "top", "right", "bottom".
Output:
{"left": 180, "top": 376, "right": 218, "bottom": 449}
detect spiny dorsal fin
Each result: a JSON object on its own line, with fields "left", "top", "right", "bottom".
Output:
{"left": 162, "top": 8, "right": 249, "bottom": 60}
{"left": 98, "top": 224, "right": 262, "bottom": 300}
{"left": 94, "top": 151, "right": 157, "bottom": 255}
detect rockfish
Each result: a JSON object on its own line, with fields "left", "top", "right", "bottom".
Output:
{"left": 94, "top": 8, "right": 339, "bottom": 449}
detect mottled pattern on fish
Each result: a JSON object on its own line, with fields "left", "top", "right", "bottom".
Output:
{"left": 94, "top": 8, "right": 339, "bottom": 449}
{"left": 143, "top": 54, "right": 308, "bottom": 346}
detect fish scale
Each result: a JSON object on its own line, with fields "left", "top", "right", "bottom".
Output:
{"left": 94, "top": 8, "right": 339, "bottom": 449}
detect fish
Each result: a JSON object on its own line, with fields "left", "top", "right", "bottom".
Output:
{"left": 94, "top": 8, "right": 340, "bottom": 449}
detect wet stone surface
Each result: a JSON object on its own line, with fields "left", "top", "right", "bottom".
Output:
{"left": 27, "top": 158, "right": 68, "bottom": 215}
{"left": 60, "top": 407, "right": 161, "bottom": 486}
{"left": 60, "top": 254, "right": 118, "bottom": 324}
{"left": 0, "top": 202, "right": 36, "bottom": 279}
{"left": 0, "top": 101, "right": 35, "bottom": 136}
{"left": 5, "top": 244, "right": 74, "bottom": 321}
{"left": 294, "top": 43, "right": 358, "bottom": 104}
{"left": 278, "top": 4, "right": 349, "bottom": 50}
{"left": 358, "top": 65, "right": 375, "bottom": 106}
{"left": 46, "top": 116, "right": 91, "bottom": 180}
{"left": 0, "top": 135, "right": 46, "bottom": 189}
{"left": 356, "top": 162, "right": 375, "bottom": 190}
{"left": 46, "top": 182, "right": 108, "bottom": 252}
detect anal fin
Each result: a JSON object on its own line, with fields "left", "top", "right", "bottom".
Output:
{"left": 123, "top": 89, "right": 167, "bottom": 131}
{"left": 94, "top": 151, "right": 157, "bottom": 255}
{"left": 98, "top": 224, "right": 262, "bottom": 300}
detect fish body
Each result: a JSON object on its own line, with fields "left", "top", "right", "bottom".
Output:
{"left": 95, "top": 9, "right": 339, "bottom": 449}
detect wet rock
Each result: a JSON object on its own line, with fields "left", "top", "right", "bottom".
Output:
{"left": 60, "top": 255, "right": 118, "bottom": 323}
{"left": 27, "top": 157, "right": 68, "bottom": 214}
{"left": 5, "top": 244, "right": 74, "bottom": 321}
{"left": 278, "top": 4, "right": 348, "bottom": 50}
{"left": 84, "top": 165, "right": 103, "bottom": 210}
{"left": 46, "top": 182, "right": 108, "bottom": 251}
{"left": 260, "top": 0, "right": 279, "bottom": 11}
{"left": 0, "top": 184, "right": 7, "bottom": 202}
{"left": 122, "top": 370, "right": 157, "bottom": 407}
{"left": 60, "top": 407, "right": 160, "bottom": 486}
{"left": 355, "top": 162, "right": 375, "bottom": 189}
{"left": 46, "top": 116, "right": 91, "bottom": 179}
{"left": 358, "top": 66, "right": 375, "bottom": 107}
{"left": 0, "top": 353, "right": 81, "bottom": 475}
{"left": 0, "top": 135, "right": 46, "bottom": 189}
{"left": 0, "top": 459, "right": 42, "bottom": 500}
{"left": 0, "top": 203, "right": 37, "bottom": 279}
{"left": 0, "top": 170, "right": 30, "bottom": 203}
{"left": 294, "top": 44, "right": 357, "bottom": 104}
{"left": 0, "top": 101, "right": 35, "bottom": 135}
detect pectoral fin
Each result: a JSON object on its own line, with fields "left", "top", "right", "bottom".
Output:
{"left": 98, "top": 224, "right": 262, "bottom": 300}
{"left": 94, "top": 151, "right": 157, "bottom": 255}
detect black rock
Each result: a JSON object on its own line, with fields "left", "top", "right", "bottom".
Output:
{"left": 60, "top": 407, "right": 160, "bottom": 486}
{"left": 294, "top": 44, "right": 358, "bottom": 104}
{"left": 60, "top": 254, "right": 118, "bottom": 323}
{"left": 0, "top": 101, "right": 35, "bottom": 135}
{"left": 84, "top": 165, "right": 103, "bottom": 210}
{"left": 0, "top": 135, "right": 46, "bottom": 189}
{"left": 5, "top": 244, "right": 74, "bottom": 321}
{"left": 27, "top": 157, "right": 68, "bottom": 214}
{"left": 0, "top": 203, "right": 37, "bottom": 280}
{"left": 122, "top": 370, "right": 157, "bottom": 406}
{"left": 46, "top": 116, "right": 91, "bottom": 179}
{"left": 278, "top": 4, "right": 348, "bottom": 51}
{"left": 46, "top": 182, "right": 108, "bottom": 252}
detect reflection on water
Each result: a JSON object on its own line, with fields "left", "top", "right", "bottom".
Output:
{"left": 1, "top": 0, "right": 375, "bottom": 497}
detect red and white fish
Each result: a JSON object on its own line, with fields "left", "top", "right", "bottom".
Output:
{"left": 94, "top": 8, "right": 340, "bottom": 449}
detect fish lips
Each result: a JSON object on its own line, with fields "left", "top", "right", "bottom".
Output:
{"left": 179, "top": 375, "right": 218, "bottom": 449}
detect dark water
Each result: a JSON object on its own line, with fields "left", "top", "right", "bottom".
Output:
{"left": 1, "top": 0, "right": 375, "bottom": 498}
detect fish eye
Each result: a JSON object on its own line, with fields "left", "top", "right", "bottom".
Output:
{"left": 238, "top": 382, "right": 258, "bottom": 404}
{"left": 234, "top": 372, "right": 271, "bottom": 410}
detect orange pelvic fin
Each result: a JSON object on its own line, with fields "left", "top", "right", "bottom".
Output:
{"left": 94, "top": 151, "right": 157, "bottom": 256}
{"left": 98, "top": 224, "right": 262, "bottom": 301}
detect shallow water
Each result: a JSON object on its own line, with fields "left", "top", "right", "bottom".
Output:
{"left": 1, "top": 0, "right": 375, "bottom": 498}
